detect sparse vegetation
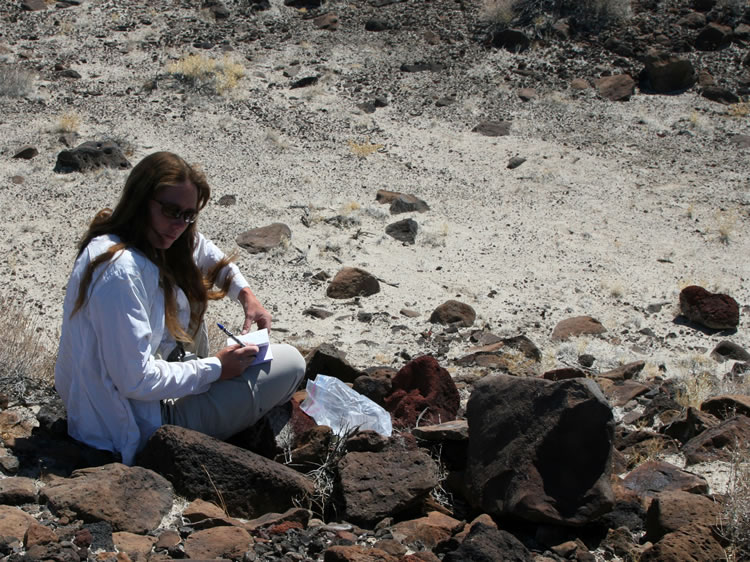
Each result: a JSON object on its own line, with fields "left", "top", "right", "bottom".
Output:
{"left": 727, "top": 102, "right": 750, "bottom": 118}
{"left": 480, "top": 0, "right": 630, "bottom": 30}
{"left": 347, "top": 138, "right": 384, "bottom": 159}
{"left": 56, "top": 111, "right": 81, "bottom": 133}
{"left": 716, "top": 209, "right": 738, "bottom": 245}
{"left": 0, "top": 65, "right": 35, "bottom": 98}
{"left": 167, "top": 54, "right": 245, "bottom": 95}
{"left": 674, "top": 354, "right": 720, "bottom": 409}
{"left": 0, "top": 295, "right": 57, "bottom": 405}
{"left": 717, "top": 443, "right": 750, "bottom": 562}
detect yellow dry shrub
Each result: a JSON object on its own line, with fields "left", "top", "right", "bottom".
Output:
{"left": 168, "top": 54, "right": 245, "bottom": 95}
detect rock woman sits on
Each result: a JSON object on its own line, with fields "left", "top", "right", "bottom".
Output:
{"left": 55, "top": 151, "right": 305, "bottom": 465}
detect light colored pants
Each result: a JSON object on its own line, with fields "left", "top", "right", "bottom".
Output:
{"left": 161, "top": 343, "right": 306, "bottom": 440}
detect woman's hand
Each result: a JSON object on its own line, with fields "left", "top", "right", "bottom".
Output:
{"left": 238, "top": 287, "right": 272, "bottom": 334}
{"left": 216, "top": 344, "right": 260, "bottom": 380}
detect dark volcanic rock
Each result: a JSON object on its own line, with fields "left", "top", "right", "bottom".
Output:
{"left": 337, "top": 449, "right": 438, "bottom": 526}
{"left": 443, "top": 522, "right": 531, "bottom": 561}
{"left": 700, "top": 394, "right": 750, "bottom": 419}
{"left": 622, "top": 460, "right": 709, "bottom": 497}
{"left": 490, "top": 28, "right": 530, "bottom": 52}
{"left": 472, "top": 120, "right": 511, "bottom": 136}
{"left": 642, "top": 52, "right": 695, "bottom": 93}
{"left": 465, "top": 374, "right": 615, "bottom": 525}
{"left": 694, "top": 22, "right": 733, "bottom": 50}
{"left": 385, "top": 218, "right": 418, "bottom": 244}
{"left": 137, "top": 425, "right": 313, "bottom": 519}
{"left": 682, "top": 415, "right": 750, "bottom": 465}
{"left": 53, "top": 141, "right": 131, "bottom": 174}
{"left": 304, "top": 343, "right": 364, "bottom": 384}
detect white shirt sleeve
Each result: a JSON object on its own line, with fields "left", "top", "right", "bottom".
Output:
{"left": 193, "top": 232, "right": 250, "bottom": 301}
{"left": 87, "top": 257, "right": 221, "bottom": 401}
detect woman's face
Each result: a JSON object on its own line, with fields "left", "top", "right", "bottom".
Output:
{"left": 147, "top": 180, "right": 199, "bottom": 249}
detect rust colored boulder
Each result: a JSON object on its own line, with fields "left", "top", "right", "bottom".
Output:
{"left": 429, "top": 300, "right": 476, "bottom": 327}
{"left": 551, "top": 316, "right": 607, "bottom": 341}
{"left": 236, "top": 222, "right": 291, "bottom": 254}
{"left": 326, "top": 267, "right": 380, "bottom": 299}
{"left": 679, "top": 285, "right": 739, "bottom": 329}
{"left": 384, "top": 355, "right": 459, "bottom": 428}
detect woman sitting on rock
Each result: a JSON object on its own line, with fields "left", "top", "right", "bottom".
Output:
{"left": 55, "top": 151, "right": 305, "bottom": 465}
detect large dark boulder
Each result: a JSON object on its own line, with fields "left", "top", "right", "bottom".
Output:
{"left": 642, "top": 52, "right": 696, "bottom": 93}
{"left": 53, "top": 141, "right": 131, "bottom": 173}
{"left": 337, "top": 449, "right": 438, "bottom": 526}
{"left": 465, "top": 375, "right": 615, "bottom": 525}
{"left": 137, "top": 425, "right": 313, "bottom": 519}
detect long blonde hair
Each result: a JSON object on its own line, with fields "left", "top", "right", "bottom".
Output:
{"left": 72, "top": 151, "right": 233, "bottom": 343}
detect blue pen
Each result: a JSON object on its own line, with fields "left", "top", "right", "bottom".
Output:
{"left": 217, "top": 323, "right": 246, "bottom": 347}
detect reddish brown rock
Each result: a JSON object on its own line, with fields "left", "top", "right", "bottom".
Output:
{"left": 236, "top": 222, "right": 291, "bottom": 254}
{"left": 385, "top": 355, "right": 460, "bottom": 428}
{"left": 551, "top": 316, "right": 607, "bottom": 341}
{"left": 682, "top": 415, "right": 750, "bottom": 465}
{"left": 429, "top": 300, "right": 476, "bottom": 327}
{"left": 598, "top": 361, "right": 646, "bottom": 381}
{"left": 0, "top": 506, "right": 39, "bottom": 543}
{"left": 661, "top": 407, "right": 720, "bottom": 444}
{"left": 645, "top": 490, "right": 721, "bottom": 542}
{"left": 700, "top": 394, "right": 750, "bottom": 420}
{"left": 183, "top": 526, "right": 252, "bottom": 560}
{"left": 24, "top": 522, "right": 58, "bottom": 549}
{"left": 0, "top": 477, "right": 37, "bottom": 505}
{"left": 39, "top": 463, "right": 174, "bottom": 534}
{"left": 622, "top": 460, "right": 708, "bottom": 499}
{"left": 338, "top": 449, "right": 438, "bottom": 526}
{"left": 595, "top": 74, "right": 636, "bottom": 101}
{"left": 543, "top": 367, "right": 586, "bottom": 380}
{"left": 112, "top": 531, "right": 157, "bottom": 560}
{"left": 639, "top": 523, "right": 726, "bottom": 561}
{"left": 390, "top": 511, "right": 463, "bottom": 548}
{"left": 326, "top": 267, "right": 380, "bottom": 299}
{"left": 679, "top": 285, "right": 739, "bottom": 330}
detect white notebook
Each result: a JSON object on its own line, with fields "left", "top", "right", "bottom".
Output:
{"left": 227, "top": 328, "right": 273, "bottom": 366}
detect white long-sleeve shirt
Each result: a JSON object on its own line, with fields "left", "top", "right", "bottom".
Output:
{"left": 54, "top": 233, "right": 250, "bottom": 465}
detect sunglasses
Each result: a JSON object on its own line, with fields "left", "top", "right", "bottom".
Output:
{"left": 152, "top": 199, "right": 198, "bottom": 224}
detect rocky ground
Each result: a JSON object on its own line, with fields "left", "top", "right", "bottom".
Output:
{"left": 0, "top": 0, "right": 749, "bottom": 560}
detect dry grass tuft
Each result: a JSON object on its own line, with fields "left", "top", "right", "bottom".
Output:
{"left": 167, "top": 54, "right": 245, "bottom": 95}
{"left": 0, "top": 295, "right": 57, "bottom": 405}
{"left": 293, "top": 427, "right": 357, "bottom": 521}
{"left": 56, "top": 112, "right": 81, "bottom": 133}
{"left": 717, "top": 443, "right": 750, "bottom": 562}
{"left": 347, "top": 138, "right": 384, "bottom": 159}
{"left": 674, "top": 355, "right": 719, "bottom": 409}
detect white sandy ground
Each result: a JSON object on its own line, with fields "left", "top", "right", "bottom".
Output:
{"left": 0, "top": 0, "right": 748, "bottom": 501}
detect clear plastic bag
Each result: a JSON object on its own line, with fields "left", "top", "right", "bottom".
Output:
{"left": 300, "top": 374, "right": 393, "bottom": 437}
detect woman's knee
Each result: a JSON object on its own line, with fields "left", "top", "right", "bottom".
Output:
{"left": 276, "top": 343, "right": 306, "bottom": 387}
